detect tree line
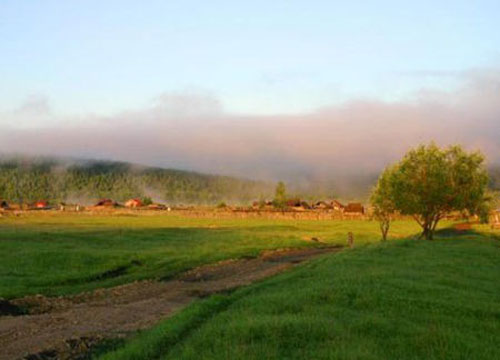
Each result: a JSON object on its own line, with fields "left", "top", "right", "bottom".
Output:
{"left": 0, "top": 158, "right": 273, "bottom": 205}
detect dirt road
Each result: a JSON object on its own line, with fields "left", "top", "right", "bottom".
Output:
{"left": 0, "top": 246, "right": 340, "bottom": 360}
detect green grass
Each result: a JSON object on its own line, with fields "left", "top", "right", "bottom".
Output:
{"left": 0, "top": 212, "right": 421, "bottom": 298}
{"left": 98, "top": 230, "right": 500, "bottom": 360}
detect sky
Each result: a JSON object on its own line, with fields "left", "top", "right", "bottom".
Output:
{"left": 0, "top": 1, "right": 499, "bottom": 181}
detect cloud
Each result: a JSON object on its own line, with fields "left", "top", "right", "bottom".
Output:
{"left": 15, "top": 94, "right": 52, "bottom": 115}
{"left": 0, "top": 70, "right": 499, "bottom": 187}
{"left": 152, "top": 91, "right": 223, "bottom": 117}
{"left": 397, "top": 70, "right": 463, "bottom": 78}
{"left": 0, "top": 94, "right": 54, "bottom": 129}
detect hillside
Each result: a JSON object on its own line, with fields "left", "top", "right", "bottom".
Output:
{"left": 0, "top": 156, "right": 273, "bottom": 205}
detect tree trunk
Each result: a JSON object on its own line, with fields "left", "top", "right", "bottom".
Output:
{"left": 420, "top": 223, "right": 432, "bottom": 240}
{"left": 430, "top": 217, "right": 441, "bottom": 240}
{"left": 381, "top": 221, "right": 389, "bottom": 241}
{"left": 421, "top": 224, "right": 436, "bottom": 240}
{"left": 419, "top": 214, "right": 441, "bottom": 240}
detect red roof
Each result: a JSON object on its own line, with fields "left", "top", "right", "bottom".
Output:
{"left": 35, "top": 201, "right": 48, "bottom": 208}
{"left": 95, "top": 199, "right": 116, "bottom": 207}
{"left": 125, "top": 198, "right": 143, "bottom": 207}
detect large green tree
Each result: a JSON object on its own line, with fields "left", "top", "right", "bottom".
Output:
{"left": 373, "top": 143, "right": 489, "bottom": 240}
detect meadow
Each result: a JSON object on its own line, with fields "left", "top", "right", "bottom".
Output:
{"left": 2, "top": 212, "right": 499, "bottom": 360}
{"left": 0, "top": 212, "right": 421, "bottom": 299}
{"left": 99, "top": 227, "right": 500, "bottom": 360}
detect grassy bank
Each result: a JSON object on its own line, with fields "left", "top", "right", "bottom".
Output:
{"left": 0, "top": 213, "right": 421, "bottom": 298}
{"left": 99, "top": 231, "right": 500, "bottom": 360}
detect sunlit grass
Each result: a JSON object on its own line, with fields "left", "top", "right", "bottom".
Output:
{"left": 0, "top": 212, "right": 423, "bottom": 298}
{"left": 99, "top": 231, "right": 500, "bottom": 360}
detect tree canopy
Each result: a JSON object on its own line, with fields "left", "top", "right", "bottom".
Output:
{"left": 372, "top": 143, "right": 489, "bottom": 240}
{"left": 0, "top": 157, "right": 273, "bottom": 205}
{"left": 273, "top": 181, "right": 287, "bottom": 209}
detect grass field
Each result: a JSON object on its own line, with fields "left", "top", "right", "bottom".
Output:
{"left": 3, "top": 212, "right": 497, "bottom": 360}
{"left": 98, "top": 228, "right": 500, "bottom": 360}
{"left": 0, "top": 212, "right": 422, "bottom": 299}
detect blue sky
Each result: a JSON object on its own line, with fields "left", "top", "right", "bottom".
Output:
{"left": 1, "top": 0, "right": 499, "bottom": 117}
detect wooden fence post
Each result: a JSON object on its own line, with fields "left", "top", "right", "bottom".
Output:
{"left": 347, "top": 232, "right": 354, "bottom": 248}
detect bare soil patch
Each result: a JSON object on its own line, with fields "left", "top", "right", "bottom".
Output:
{"left": 0, "top": 246, "right": 340, "bottom": 360}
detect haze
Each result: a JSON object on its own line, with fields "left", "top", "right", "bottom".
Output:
{"left": 1, "top": 1, "right": 499, "bottom": 184}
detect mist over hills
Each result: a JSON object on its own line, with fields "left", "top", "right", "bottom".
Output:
{"left": 0, "top": 155, "right": 498, "bottom": 205}
{"left": 1, "top": 69, "right": 500, "bottom": 188}
{"left": 0, "top": 155, "right": 274, "bottom": 205}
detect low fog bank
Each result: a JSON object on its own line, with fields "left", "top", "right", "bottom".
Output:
{"left": 0, "top": 69, "right": 499, "bottom": 198}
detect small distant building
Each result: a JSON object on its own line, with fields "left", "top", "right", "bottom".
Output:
{"left": 313, "top": 201, "right": 332, "bottom": 210}
{"left": 300, "top": 201, "right": 311, "bottom": 210}
{"left": 344, "top": 203, "right": 365, "bottom": 214}
{"left": 34, "top": 200, "right": 49, "bottom": 209}
{"left": 331, "top": 200, "right": 345, "bottom": 211}
{"left": 125, "top": 198, "right": 143, "bottom": 208}
{"left": 95, "top": 199, "right": 118, "bottom": 207}
{"left": 286, "top": 199, "right": 302, "bottom": 207}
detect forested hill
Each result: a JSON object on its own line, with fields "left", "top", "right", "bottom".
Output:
{"left": 0, "top": 157, "right": 274, "bottom": 205}
{"left": 1, "top": 156, "right": 499, "bottom": 206}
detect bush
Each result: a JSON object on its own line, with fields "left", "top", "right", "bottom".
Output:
{"left": 217, "top": 202, "right": 227, "bottom": 208}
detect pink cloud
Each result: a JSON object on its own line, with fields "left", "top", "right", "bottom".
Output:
{"left": 0, "top": 69, "right": 499, "bottom": 184}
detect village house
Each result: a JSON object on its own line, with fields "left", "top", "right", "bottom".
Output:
{"left": 286, "top": 199, "right": 302, "bottom": 207}
{"left": 300, "top": 201, "right": 311, "bottom": 210}
{"left": 331, "top": 200, "right": 345, "bottom": 211}
{"left": 313, "top": 201, "right": 332, "bottom": 210}
{"left": 125, "top": 198, "right": 143, "bottom": 208}
{"left": 33, "top": 200, "right": 50, "bottom": 209}
{"left": 94, "top": 199, "right": 118, "bottom": 207}
{"left": 286, "top": 199, "right": 310, "bottom": 211}
{"left": 344, "top": 203, "right": 365, "bottom": 214}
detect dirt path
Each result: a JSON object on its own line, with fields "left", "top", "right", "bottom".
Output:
{"left": 0, "top": 246, "right": 340, "bottom": 360}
